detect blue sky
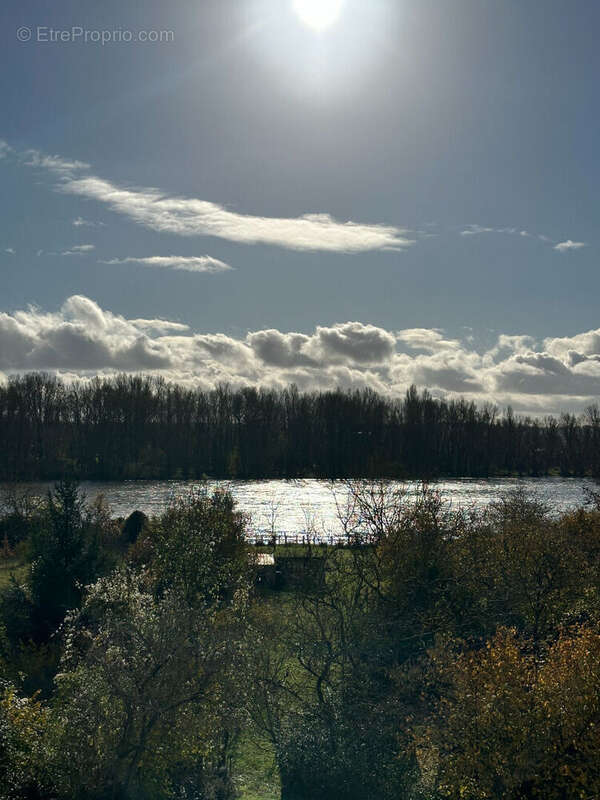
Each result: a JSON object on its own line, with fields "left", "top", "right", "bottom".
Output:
{"left": 1, "top": 0, "right": 599, "bottom": 412}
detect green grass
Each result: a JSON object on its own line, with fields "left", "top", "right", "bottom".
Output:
{"left": 0, "top": 555, "right": 28, "bottom": 589}
{"left": 233, "top": 734, "right": 280, "bottom": 800}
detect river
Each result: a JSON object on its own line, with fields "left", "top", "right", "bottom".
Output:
{"left": 1, "top": 477, "right": 597, "bottom": 541}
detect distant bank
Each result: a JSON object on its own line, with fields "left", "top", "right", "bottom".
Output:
{"left": 2, "top": 374, "right": 600, "bottom": 482}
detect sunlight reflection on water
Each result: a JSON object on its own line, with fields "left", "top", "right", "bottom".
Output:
{"left": 1, "top": 477, "right": 596, "bottom": 541}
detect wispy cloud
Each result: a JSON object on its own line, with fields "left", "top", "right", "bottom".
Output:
{"left": 554, "top": 239, "right": 587, "bottom": 253}
{"left": 61, "top": 176, "right": 414, "bottom": 253}
{"left": 17, "top": 145, "right": 414, "bottom": 254}
{"left": 396, "top": 328, "right": 460, "bottom": 352}
{"left": 23, "top": 149, "right": 90, "bottom": 176}
{"left": 73, "top": 216, "right": 105, "bottom": 228}
{"left": 460, "top": 224, "right": 531, "bottom": 237}
{"left": 130, "top": 318, "right": 190, "bottom": 333}
{"left": 8, "top": 141, "right": 590, "bottom": 259}
{"left": 461, "top": 224, "right": 537, "bottom": 239}
{"left": 460, "top": 224, "right": 495, "bottom": 236}
{"left": 460, "top": 224, "right": 588, "bottom": 252}
{"left": 62, "top": 244, "right": 95, "bottom": 256}
{"left": 4, "top": 248, "right": 15, "bottom": 255}
{"left": 101, "top": 255, "right": 233, "bottom": 273}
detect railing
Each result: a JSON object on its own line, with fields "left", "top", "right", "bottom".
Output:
{"left": 247, "top": 531, "right": 345, "bottom": 546}
{"left": 246, "top": 530, "right": 376, "bottom": 547}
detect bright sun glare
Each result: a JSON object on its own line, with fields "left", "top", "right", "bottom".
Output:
{"left": 292, "top": 0, "right": 344, "bottom": 31}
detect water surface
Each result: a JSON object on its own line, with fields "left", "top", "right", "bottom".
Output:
{"left": 1, "top": 478, "right": 596, "bottom": 541}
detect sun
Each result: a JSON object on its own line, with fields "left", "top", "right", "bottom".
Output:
{"left": 292, "top": 0, "right": 344, "bottom": 31}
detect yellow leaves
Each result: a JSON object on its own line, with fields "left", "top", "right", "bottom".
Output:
{"left": 1, "top": 685, "right": 46, "bottom": 736}
{"left": 415, "top": 625, "right": 600, "bottom": 800}
{"left": 0, "top": 685, "right": 49, "bottom": 793}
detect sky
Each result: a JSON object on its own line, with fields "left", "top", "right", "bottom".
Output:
{"left": 1, "top": 0, "right": 599, "bottom": 414}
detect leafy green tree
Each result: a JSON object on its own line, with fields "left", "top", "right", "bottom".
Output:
{"left": 29, "top": 481, "right": 101, "bottom": 640}
{"left": 456, "top": 489, "right": 588, "bottom": 645}
{"left": 0, "top": 682, "right": 50, "bottom": 800}
{"left": 339, "top": 480, "right": 469, "bottom": 661}
{"left": 52, "top": 567, "right": 249, "bottom": 800}
{"left": 47, "top": 489, "right": 253, "bottom": 799}
{"left": 148, "top": 487, "right": 251, "bottom": 606}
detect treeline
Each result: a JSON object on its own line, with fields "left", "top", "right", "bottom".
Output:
{"left": 2, "top": 373, "right": 600, "bottom": 480}
{"left": 3, "top": 482, "right": 600, "bottom": 799}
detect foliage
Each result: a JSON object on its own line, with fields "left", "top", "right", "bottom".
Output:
{"left": 0, "top": 484, "right": 121, "bottom": 694}
{"left": 51, "top": 567, "right": 248, "bottom": 799}
{"left": 29, "top": 481, "right": 103, "bottom": 640}
{"left": 0, "top": 489, "right": 43, "bottom": 549}
{"left": 414, "top": 625, "right": 600, "bottom": 799}
{"left": 248, "top": 508, "right": 420, "bottom": 799}
{"left": 121, "top": 510, "right": 148, "bottom": 545}
{"left": 147, "top": 487, "right": 251, "bottom": 606}
{"left": 1, "top": 480, "right": 600, "bottom": 798}
{"left": 453, "top": 489, "right": 591, "bottom": 645}
{"left": 0, "top": 682, "right": 51, "bottom": 800}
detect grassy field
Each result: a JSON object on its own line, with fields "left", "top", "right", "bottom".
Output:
{"left": 234, "top": 734, "right": 280, "bottom": 800}
{"left": 0, "top": 554, "right": 28, "bottom": 589}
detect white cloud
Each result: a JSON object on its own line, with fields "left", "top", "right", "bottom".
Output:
{"left": 18, "top": 145, "right": 413, "bottom": 253}
{"left": 246, "top": 322, "right": 397, "bottom": 368}
{"left": 4, "top": 248, "right": 15, "bottom": 255}
{"left": 5, "top": 142, "right": 591, "bottom": 256}
{"left": 130, "top": 318, "right": 190, "bottom": 334}
{"left": 410, "top": 355, "right": 484, "bottom": 393}
{"left": 396, "top": 328, "right": 460, "bottom": 353}
{"left": 460, "top": 225, "right": 588, "bottom": 252}
{"left": 73, "top": 217, "right": 105, "bottom": 228}
{"left": 1, "top": 295, "right": 600, "bottom": 415}
{"left": 460, "top": 225, "right": 523, "bottom": 237}
{"left": 460, "top": 224, "right": 495, "bottom": 236}
{"left": 23, "top": 149, "right": 90, "bottom": 176}
{"left": 246, "top": 330, "right": 316, "bottom": 368}
{"left": 310, "top": 322, "right": 397, "bottom": 364}
{"left": 554, "top": 239, "right": 587, "bottom": 253}
{"left": 60, "top": 176, "right": 414, "bottom": 253}
{"left": 61, "top": 244, "right": 96, "bottom": 256}
{"left": 101, "top": 255, "right": 232, "bottom": 274}
{"left": 544, "top": 329, "right": 600, "bottom": 360}
{"left": 485, "top": 334, "right": 537, "bottom": 362}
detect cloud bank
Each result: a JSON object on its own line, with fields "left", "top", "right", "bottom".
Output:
{"left": 1, "top": 295, "right": 600, "bottom": 416}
